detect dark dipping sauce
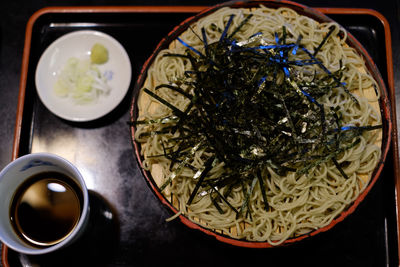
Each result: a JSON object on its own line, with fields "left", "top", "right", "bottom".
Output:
{"left": 9, "top": 172, "right": 83, "bottom": 247}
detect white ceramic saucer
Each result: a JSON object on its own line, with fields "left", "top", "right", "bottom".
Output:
{"left": 35, "top": 30, "right": 132, "bottom": 122}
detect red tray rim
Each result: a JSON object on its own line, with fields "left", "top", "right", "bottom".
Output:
{"left": 3, "top": 5, "right": 398, "bottom": 266}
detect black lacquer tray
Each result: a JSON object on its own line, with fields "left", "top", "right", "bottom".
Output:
{"left": 1, "top": 6, "right": 399, "bottom": 267}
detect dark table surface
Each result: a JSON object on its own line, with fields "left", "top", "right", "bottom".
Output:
{"left": 1, "top": 0, "right": 400, "bottom": 266}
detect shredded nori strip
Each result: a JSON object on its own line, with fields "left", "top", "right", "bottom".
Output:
{"left": 237, "top": 177, "right": 258, "bottom": 219}
{"left": 313, "top": 25, "right": 336, "bottom": 56}
{"left": 256, "top": 169, "right": 269, "bottom": 211}
{"left": 187, "top": 157, "right": 215, "bottom": 205}
{"left": 133, "top": 14, "right": 382, "bottom": 218}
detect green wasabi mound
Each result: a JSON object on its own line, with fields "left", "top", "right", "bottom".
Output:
{"left": 90, "top": 43, "right": 109, "bottom": 64}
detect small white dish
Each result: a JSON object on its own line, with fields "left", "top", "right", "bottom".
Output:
{"left": 35, "top": 30, "right": 132, "bottom": 122}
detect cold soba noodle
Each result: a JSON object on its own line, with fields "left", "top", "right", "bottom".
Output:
{"left": 134, "top": 6, "right": 382, "bottom": 245}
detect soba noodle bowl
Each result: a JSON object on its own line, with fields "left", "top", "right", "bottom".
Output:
{"left": 133, "top": 5, "right": 382, "bottom": 245}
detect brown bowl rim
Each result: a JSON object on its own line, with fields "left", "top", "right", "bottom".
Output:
{"left": 133, "top": 0, "right": 391, "bottom": 248}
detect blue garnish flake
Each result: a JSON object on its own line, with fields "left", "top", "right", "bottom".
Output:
{"left": 177, "top": 37, "right": 204, "bottom": 57}
{"left": 220, "top": 14, "right": 235, "bottom": 42}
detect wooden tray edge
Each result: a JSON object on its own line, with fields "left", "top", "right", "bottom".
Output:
{"left": 4, "top": 5, "right": 398, "bottom": 267}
